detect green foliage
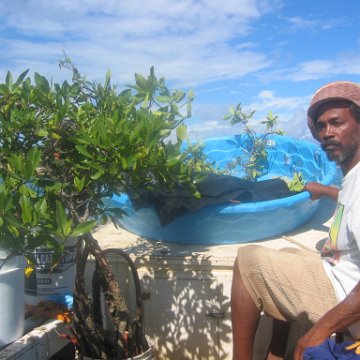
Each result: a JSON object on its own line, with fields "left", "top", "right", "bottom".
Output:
{"left": 0, "top": 59, "right": 215, "bottom": 257}
{"left": 223, "top": 103, "right": 284, "bottom": 181}
{"left": 283, "top": 172, "right": 306, "bottom": 192}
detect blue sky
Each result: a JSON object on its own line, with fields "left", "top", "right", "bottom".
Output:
{"left": 1, "top": 0, "right": 360, "bottom": 141}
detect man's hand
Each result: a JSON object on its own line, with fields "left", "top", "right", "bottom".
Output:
{"left": 294, "top": 281, "right": 360, "bottom": 359}
{"left": 304, "top": 182, "right": 339, "bottom": 201}
{"left": 293, "top": 326, "right": 330, "bottom": 360}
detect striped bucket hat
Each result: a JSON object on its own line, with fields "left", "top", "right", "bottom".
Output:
{"left": 307, "top": 81, "right": 360, "bottom": 140}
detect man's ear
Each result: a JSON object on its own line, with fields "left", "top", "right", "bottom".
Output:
{"left": 307, "top": 116, "right": 320, "bottom": 141}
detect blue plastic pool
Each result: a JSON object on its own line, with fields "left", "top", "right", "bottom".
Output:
{"left": 110, "top": 134, "right": 338, "bottom": 245}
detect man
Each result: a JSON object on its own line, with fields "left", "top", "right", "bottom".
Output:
{"left": 231, "top": 81, "right": 360, "bottom": 360}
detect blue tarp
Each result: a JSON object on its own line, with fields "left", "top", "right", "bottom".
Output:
{"left": 304, "top": 339, "right": 360, "bottom": 359}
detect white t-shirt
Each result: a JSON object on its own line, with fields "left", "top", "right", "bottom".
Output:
{"left": 322, "top": 160, "right": 360, "bottom": 338}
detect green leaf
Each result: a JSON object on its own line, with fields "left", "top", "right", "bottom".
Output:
{"left": 8, "top": 154, "right": 24, "bottom": 173}
{"left": 159, "top": 129, "right": 171, "bottom": 138}
{"left": 173, "top": 90, "right": 185, "bottom": 103}
{"left": 186, "top": 102, "right": 192, "bottom": 118}
{"left": 74, "top": 176, "right": 85, "bottom": 191}
{"left": 25, "top": 147, "right": 41, "bottom": 178}
{"left": 0, "top": 84, "right": 9, "bottom": 95}
{"left": 13, "top": 69, "right": 29, "bottom": 89}
{"left": 104, "top": 70, "right": 111, "bottom": 91}
{"left": 56, "top": 200, "right": 66, "bottom": 229}
{"left": 51, "top": 132, "right": 62, "bottom": 140}
{"left": 156, "top": 95, "right": 172, "bottom": 103}
{"left": 176, "top": 124, "right": 187, "bottom": 142}
{"left": 145, "top": 131, "right": 160, "bottom": 148}
{"left": 19, "top": 184, "right": 37, "bottom": 198}
{"left": 4, "top": 213, "right": 22, "bottom": 228}
{"left": 188, "top": 89, "right": 195, "bottom": 101}
{"left": 170, "top": 103, "right": 179, "bottom": 114}
{"left": 20, "top": 195, "right": 33, "bottom": 224}
{"left": 193, "top": 191, "right": 201, "bottom": 199}
{"left": 34, "top": 198, "right": 48, "bottom": 216}
{"left": 71, "top": 220, "right": 97, "bottom": 237}
{"left": 5, "top": 71, "right": 13, "bottom": 91}
{"left": 76, "top": 145, "right": 93, "bottom": 159}
{"left": 55, "top": 201, "right": 72, "bottom": 237}
{"left": 166, "top": 154, "right": 182, "bottom": 167}
{"left": 134, "top": 73, "right": 147, "bottom": 90}
{"left": 193, "top": 173, "right": 209, "bottom": 184}
{"left": 91, "top": 170, "right": 104, "bottom": 180}
{"left": 284, "top": 172, "right": 305, "bottom": 192}
{"left": 21, "top": 78, "right": 32, "bottom": 99}
{"left": 8, "top": 225, "right": 20, "bottom": 238}
{"left": 120, "top": 157, "right": 128, "bottom": 170}
{"left": 36, "top": 129, "right": 48, "bottom": 137}
{"left": 34, "top": 72, "right": 50, "bottom": 93}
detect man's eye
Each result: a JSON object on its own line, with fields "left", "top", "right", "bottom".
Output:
{"left": 333, "top": 120, "right": 343, "bottom": 126}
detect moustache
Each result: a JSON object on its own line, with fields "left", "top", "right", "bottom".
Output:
{"left": 321, "top": 140, "right": 342, "bottom": 149}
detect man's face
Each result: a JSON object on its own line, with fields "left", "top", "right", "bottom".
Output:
{"left": 315, "top": 101, "right": 360, "bottom": 170}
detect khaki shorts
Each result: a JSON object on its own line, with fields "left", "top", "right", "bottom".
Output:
{"left": 236, "top": 245, "right": 338, "bottom": 324}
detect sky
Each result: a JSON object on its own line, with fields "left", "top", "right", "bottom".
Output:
{"left": 1, "top": 0, "right": 360, "bottom": 142}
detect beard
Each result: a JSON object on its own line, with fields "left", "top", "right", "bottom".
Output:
{"left": 322, "top": 139, "right": 357, "bottom": 165}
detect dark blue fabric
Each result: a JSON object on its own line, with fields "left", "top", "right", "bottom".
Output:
{"left": 303, "top": 339, "right": 360, "bottom": 359}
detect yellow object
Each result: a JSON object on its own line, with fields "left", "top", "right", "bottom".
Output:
{"left": 24, "top": 259, "right": 35, "bottom": 278}
{"left": 346, "top": 340, "right": 360, "bottom": 354}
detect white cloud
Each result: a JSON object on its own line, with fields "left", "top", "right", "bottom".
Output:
{"left": 186, "top": 89, "right": 314, "bottom": 141}
{"left": 290, "top": 55, "right": 360, "bottom": 81}
{"left": 283, "top": 16, "right": 343, "bottom": 32}
{"left": 259, "top": 52, "right": 360, "bottom": 83}
{"left": 0, "top": 0, "right": 274, "bottom": 86}
{"left": 1, "top": 0, "right": 359, "bottom": 144}
{"left": 249, "top": 90, "right": 310, "bottom": 111}
{"left": 279, "top": 108, "right": 314, "bottom": 142}
{"left": 187, "top": 104, "right": 314, "bottom": 141}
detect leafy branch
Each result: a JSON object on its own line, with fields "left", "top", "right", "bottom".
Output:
{"left": 223, "top": 103, "right": 284, "bottom": 181}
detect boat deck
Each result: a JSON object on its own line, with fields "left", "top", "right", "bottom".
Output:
{"left": 0, "top": 196, "right": 335, "bottom": 359}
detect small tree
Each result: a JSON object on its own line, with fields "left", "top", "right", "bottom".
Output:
{"left": 0, "top": 59, "right": 215, "bottom": 359}
{"left": 223, "top": 103, "right": 284, "bottom": 181}
{"left": 0, "top": 151, "right": 59, "bottom": 263}
{"left": 0, "top": 71, "right": 90, "bottom": 265}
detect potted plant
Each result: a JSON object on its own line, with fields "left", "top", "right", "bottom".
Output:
{"left": 223, "top": 104, "right": 307, "bottom": 192}
{"left": 0, "top": 58, "right": 214, "bottom": 358}
{"left": 0, "top": 69, "right": 98, "bottom": 346}
{"left": 222, "top": 103, "right": 284, "bottom": 180}
{"left": 0, "top": 153, "right": 50, "bottom": 347}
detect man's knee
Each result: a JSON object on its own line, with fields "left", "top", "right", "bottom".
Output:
{"left": 236, "top": 244, "right": 267, "bottom": 272}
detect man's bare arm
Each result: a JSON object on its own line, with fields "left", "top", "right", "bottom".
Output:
{"left": 304, "top": 182, "right": 339, "bottom": 201}
{"left": 294, "top": 280, "right": 360, "bottom": 360}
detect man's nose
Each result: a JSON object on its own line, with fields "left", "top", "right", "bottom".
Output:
{"left": 325, "top": 124, "right": 334, "bottom": 137}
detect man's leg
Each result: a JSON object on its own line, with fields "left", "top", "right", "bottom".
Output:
{"left": 266, "top": 319, "right": 291, "bottom": 360}
{"left": 231, "top": 261, "right": 261, "bottom": 360}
